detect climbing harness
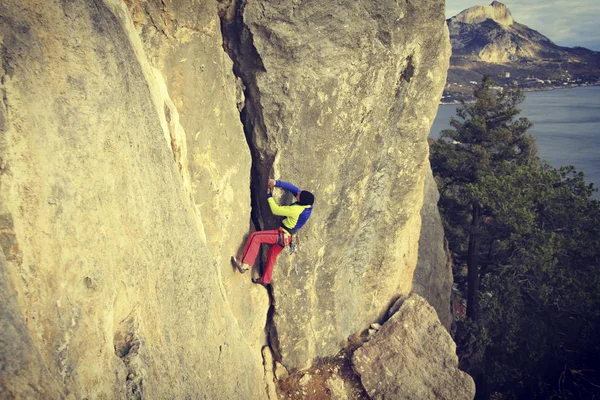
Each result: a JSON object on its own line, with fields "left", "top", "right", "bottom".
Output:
{"left": 277, "top": 228, "right": 302, "bottom": 255}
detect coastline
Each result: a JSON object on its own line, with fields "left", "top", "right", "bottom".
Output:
{"left": 431, "top": 86, "right": 600, "bottom": 197}
{"left": 440, "top": 82, "right": 600, "bottom": 104}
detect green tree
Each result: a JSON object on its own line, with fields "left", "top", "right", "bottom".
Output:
{"left": 431, "top": 76, "right": 535, "bottom": 321}
{"left": 431, "top": 77, "right": 600, "bottom": 398}
{"left": 470, "top": 161, "right": 600, "bottom": 398}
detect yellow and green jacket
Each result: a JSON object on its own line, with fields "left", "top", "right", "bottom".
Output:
{"left": 267, "top": 180, "right": 313, "bottom": 234}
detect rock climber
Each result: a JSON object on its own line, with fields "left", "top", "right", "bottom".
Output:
{"left": 231, "top": 178, "right": 314, "bottom": 286}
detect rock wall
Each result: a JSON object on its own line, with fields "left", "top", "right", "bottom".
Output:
{"left": 0, "top": 0, "right": 266, "bottom": 398}
{"left": 0, "top": 0, "right": 457, "bottom": 397}
{"left": 222, "top": 0, "right": 451, "bottom": 369}
{"left": 120, "top": 0, "right": 268, "bottom": 355}
{"left": 413, "top": 164, "right": 453, "bottom": 331}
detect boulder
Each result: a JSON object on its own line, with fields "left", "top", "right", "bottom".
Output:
{"left": 352, "top": 294, "right": 475, "bottom": 400}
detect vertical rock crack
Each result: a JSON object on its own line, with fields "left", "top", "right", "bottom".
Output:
{"left": 218, "top": 0, "right": 280, "bottom": 360}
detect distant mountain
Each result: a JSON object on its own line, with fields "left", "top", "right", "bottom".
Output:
{"left": 444, "top": 1, "right": 600, "bottom": 102}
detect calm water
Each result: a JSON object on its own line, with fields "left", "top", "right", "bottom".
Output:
{"left": 429, "top": 86, "right": 600, "bottom": 191}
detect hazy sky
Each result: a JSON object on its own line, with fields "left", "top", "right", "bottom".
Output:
{"left": 446, "top": 1, "right": 600, "bottom": 51}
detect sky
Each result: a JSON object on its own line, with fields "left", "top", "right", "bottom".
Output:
{"left": 446, "top": 0, "right": 600, "bottom": 51}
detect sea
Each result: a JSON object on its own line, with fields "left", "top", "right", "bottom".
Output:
{"left": 429, "top": 86, "right": 600, "bottom": 194}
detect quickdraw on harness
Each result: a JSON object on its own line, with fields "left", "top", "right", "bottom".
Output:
{"left": 277, "top": 228, "right": 302, "bottom": 254}
{"left": 288, "top": 233, "right": 301, "bottom": 254}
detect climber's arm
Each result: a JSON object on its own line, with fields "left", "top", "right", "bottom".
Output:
{"left": 275, "top": 180, "right": 301, "bottom": 196}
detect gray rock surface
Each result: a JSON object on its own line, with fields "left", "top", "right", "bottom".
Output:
{"left": 238, "top": 0, "right": 451, "bottom": 370}
{"left": 352, "top": 294, "right": 475, "bottom": 400}
{"left": 413, "top": 164, "right": 453, "bottom": 330}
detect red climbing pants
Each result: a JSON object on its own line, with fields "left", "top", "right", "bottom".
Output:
{"left": 241, "top": 228, "right": 291, "bottom": 284}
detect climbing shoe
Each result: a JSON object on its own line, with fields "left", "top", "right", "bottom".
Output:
{"left": 231, "top": 256, "right": 248, "bottom": 274}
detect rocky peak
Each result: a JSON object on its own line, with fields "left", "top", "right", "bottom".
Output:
{"left": 444, "top": 0, "right": 600, "bottom": 102}
{"left": 452, "top": 1, "right": 514, "bottom": 27}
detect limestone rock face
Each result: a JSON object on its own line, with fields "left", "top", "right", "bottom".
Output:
{"left": 413, "top": 164, "right": 453, "bottom": 331}
{"left": 1, "top": 0, "right": 455, "bottom": 397}
{"left": 235, "top": 0, "right": 451, "bottom": 370}
{"left": 0, "top": 255, "right": 63, "bottom": 398}
{"left": 0, "top": 0, "right": 266, "bottom": 398}
{"left": 352, "top": 294, "right": 475, "bottom": 400}
{"left": 121, "top": 0, "right": 267, "bottom": 356}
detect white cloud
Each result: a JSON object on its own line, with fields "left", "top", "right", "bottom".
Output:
{"left": 446, "top": 0, "right": 600, "bottom": 50}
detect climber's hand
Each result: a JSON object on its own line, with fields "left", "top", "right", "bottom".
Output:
{"left": 268, "top": 179, "right": 276, "bottom": 189}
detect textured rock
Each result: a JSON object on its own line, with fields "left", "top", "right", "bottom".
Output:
{"left": 234, "top": 0, "right": 451, "bottom": 370}
{"left": 1, "top": 0, "right": 456, "bottom": 397}
{"left": 352, "top": 294, "right": 475, "bottom": 400}
{"left": 326, "top": 374, "right": 349, "bottom": 400}
{"left": 370, "top": 323, "right": 382, "bottom": 331}
{"left": 452, "top": 1, "right": 514, "bottom": 27}
{"left": 121, "top": 0, "right": 265, "bottom": 342}
{"left": 262, "top": 346, "right": 279, "bottom": 400}
{"left": 413, "top": 164, "right": 453, "bottom": 330}
{"left": 275, "top": 361, "right": 289, "bottom": 380}
{"left": 0, "top": 254, "right": 62, "bottom": 398}
{"left": 0, "top": 0, "right": 266, "bottom": 398}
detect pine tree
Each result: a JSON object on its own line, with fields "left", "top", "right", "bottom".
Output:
{"left": 431, "top": 76, "right": 600, "bottom": 398}
{"left": 471, "top": 161, "right": 600, "bottom": 397}
{"left": 431, "top": 76, "right": 535, "bottom": 320}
